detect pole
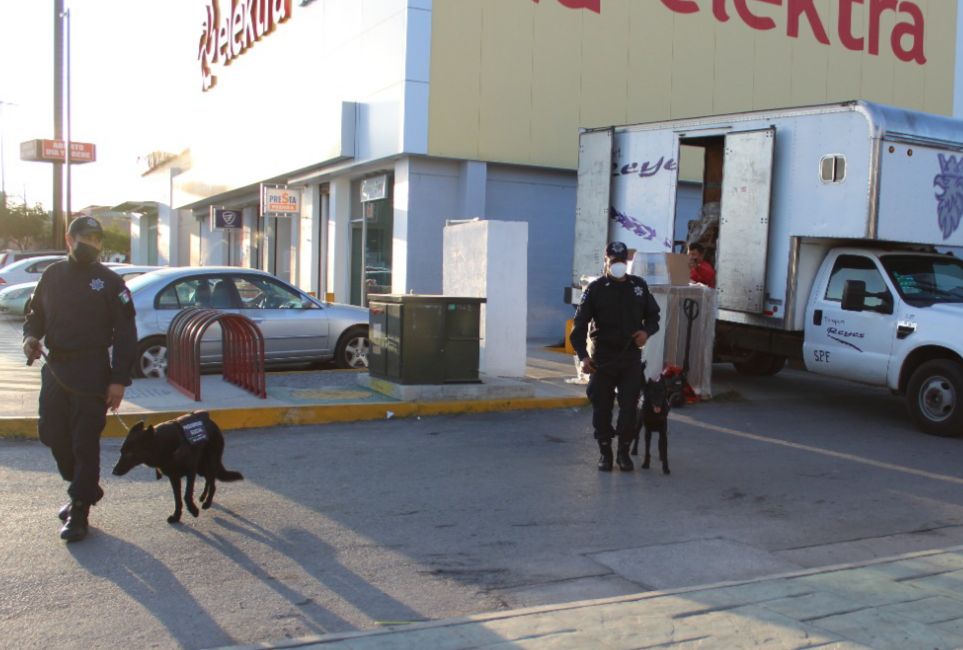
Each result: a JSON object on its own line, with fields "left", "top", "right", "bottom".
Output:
{"left": 53, "top": 0, "right": 65, "bottom": 248}
{"left": 63, "top": 7, "right": 72, "bottom": 223}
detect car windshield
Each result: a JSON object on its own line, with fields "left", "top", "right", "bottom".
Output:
{"left": 881, "top": 254, "right": 963, "bottom": 305}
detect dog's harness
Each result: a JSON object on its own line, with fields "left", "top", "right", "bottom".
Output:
{"left": 175, "top": 413, "right": 210, "bottom": 446}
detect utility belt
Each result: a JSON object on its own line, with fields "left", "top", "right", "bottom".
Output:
{"left": 46, "top": 346, "right": 108, "bottom": 362}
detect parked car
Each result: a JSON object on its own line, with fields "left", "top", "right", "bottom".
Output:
{"left": 125, "top": 267, "right": 370, "bottom": 378}
{"left": 0, "top": 265, "right": 163, "bottom": 317}
{"left": 0, "top": 255, "right": 65, "bottom": 287}
{"left": 0, "top": 249, "right": 64, "bottom": 268}
{"left": 0, "top": 281, "right": 37, "bottom": 315}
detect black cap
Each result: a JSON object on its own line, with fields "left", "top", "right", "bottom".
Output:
{"left": 605, "top": 241, "right": 628, "bottom": 261}
{"left": 67, "top": 216, "right": 104, "bottom": 237}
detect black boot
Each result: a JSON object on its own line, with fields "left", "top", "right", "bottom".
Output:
{"left": 59, "top": 500, "right": 90, "bottom": 543}
{"left": 616, "top": 440, "right": 634, "bottom": 471}
{"left": 597, "top": 440, "right": 613, "bottom": 472}
{"left": 57, "top": 502, "right": 71, "bottom": 522}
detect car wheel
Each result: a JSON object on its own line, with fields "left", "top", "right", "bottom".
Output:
{"left": 135, "top": 336, "right": 168, "bottom": 379}
{"left": 906, "top": 359, "right": 963, "bottom": 437}
{"left": 335, "top": 326, "right": 369, "bottom": 369}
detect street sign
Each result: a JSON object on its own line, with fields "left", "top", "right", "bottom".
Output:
{"left": 211, "top": 207, "right": 243, "bottom": 230}
{"left": 19, "top": 139, "right": 96, "bottom": 164}
{"left": 260, "top": 184, "right": 301, "bottom": 218}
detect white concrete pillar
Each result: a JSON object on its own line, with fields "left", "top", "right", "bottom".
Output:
{"left": 298, "top": 184, "right": 321, "bottom": 295}
{"left": 443, "top": 220, "right": 528, "bottom": 378}
{"left": 328, "top": 177, "right": 352, "bottom": 303}
{"left": 392, "top": 158, "right": 410, "bottom": 294}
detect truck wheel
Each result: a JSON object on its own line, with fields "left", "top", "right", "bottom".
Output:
{"left": 733, "top": 352, "right": 786, "bottom": 376}
{"left": 906, "top": 360, "right": 963, "bottom": 437}
{"left": 335, "top": 326, "right": 369, "bottom": 369}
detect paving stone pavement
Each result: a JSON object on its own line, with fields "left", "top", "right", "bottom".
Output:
{"left": 219, "top": 546, "right": 963, "bottom": 650}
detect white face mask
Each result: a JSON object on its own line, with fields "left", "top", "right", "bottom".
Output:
{"left": 609, "top": 262, "right": 627, "bottom": 279}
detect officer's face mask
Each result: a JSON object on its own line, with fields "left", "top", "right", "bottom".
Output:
{"left": 70, "top": 241, "right": 101, "bottom": 265}
{"left": 608, "top": 261, "right": 628, "bottom": 279}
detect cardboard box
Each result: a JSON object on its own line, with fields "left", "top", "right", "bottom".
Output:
{"left": 631, "top": 252, "right": 691, "bottom": 286}
{"left": 665, "top": 253, "right": 691, "bottom": 286}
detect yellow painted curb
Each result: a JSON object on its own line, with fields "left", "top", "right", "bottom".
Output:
{"left": 0, "top": 396, "right": 589, "bottom": 439}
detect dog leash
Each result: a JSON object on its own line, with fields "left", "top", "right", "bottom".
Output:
{"left": 30, "top": 348, "right": 130, "bottom": 428}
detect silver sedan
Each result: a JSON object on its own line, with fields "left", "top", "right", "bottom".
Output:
{"left": 126, "top": 267, "right": 370, "bottom": 378}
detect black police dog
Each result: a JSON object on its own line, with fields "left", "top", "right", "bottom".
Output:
{"left": 112, "top": 412, "right": 243, "bottom": 523}
{"left": 636, "top": 378, "right": 671, "bottom": 475}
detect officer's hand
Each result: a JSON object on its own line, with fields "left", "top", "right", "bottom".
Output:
{"left": 23, "top": 337, "right": 41, "bottom": 365}
{"left": 633, "top": 330, "right": 649, "bottom": 348}
{"left": 580, "top": 357, "right": 597, "bottom": 375}
{"left": 105, "top": 383, "right": 126, "bottom": 412}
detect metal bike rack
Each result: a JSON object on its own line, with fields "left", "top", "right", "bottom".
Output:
{"left": 166, "top": 307, "right": 266, "bottom": 401}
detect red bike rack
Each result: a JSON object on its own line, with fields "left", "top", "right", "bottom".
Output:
{"left": 166, "top": 308, "right": 266, "bottom": 401}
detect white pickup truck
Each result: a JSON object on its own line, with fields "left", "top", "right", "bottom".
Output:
{"left": 571, "top": 101, "right": 963, "bottom": 436}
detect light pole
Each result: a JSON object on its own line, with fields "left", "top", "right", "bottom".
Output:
{"left": 0, "top": 99, "right": 15, "bottom": 211}
{"left": 61, "top": 6, "right": 72, "bottom": 222}
{"left": 53, "top": 0, "right": 64, "bottom": 246}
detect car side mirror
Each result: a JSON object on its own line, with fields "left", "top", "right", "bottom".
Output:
{"left": 841, "top": 280, "right": 866, "bottom": 312}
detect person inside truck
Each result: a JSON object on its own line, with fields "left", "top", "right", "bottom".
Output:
{"left": 687, "top": 243, "right": 716, "bottom": 288}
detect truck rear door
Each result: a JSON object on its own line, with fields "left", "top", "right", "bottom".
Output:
{"left": 717, "top": 128, "right": 775, "bottom": 314}
{"left": 804, "top": 253, "right": 897, "bottom": 385}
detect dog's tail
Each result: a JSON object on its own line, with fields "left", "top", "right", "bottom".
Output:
{"left": 218, "top": 467, "right": 244, "bottom": 482}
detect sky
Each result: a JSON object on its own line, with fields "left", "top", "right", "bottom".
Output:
{"left": 3, "top": 0, "right": 963, "bottom": 213}
{"left": 0, "top": 0, "right": 197, "bottom": 211}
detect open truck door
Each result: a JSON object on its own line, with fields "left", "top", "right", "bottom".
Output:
{"left": 717, "top": 128, "right": 775, "bottom": 315}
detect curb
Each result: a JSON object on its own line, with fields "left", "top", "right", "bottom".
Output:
{"left": 0, "top": 395, "right": 589, "bottom": 439}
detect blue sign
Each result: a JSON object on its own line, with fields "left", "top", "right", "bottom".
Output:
{"left": 211, "top": 208, "right": 243, "bottom": 230}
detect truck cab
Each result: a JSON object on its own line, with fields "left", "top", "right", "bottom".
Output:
{"left": 803, "top": 247, "right": 963, "bottom": 435}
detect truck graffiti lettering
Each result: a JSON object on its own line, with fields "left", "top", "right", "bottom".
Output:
{"left": 530, "top": 0, "right": 600, "bottom": 13}
{"left": 612, "top": 157, "right": 678, "bottom": 178}
{"left": 660, "top": 0, "right": 927, "bottom": 65}
{"left": 827, "top": 327, "right": 865, "bottom": 339}
{"left": 610, "top": 207, "right": 657, "bottom": 241}
{"left": 935, "top": 154, "right": 963, "bottom": 240}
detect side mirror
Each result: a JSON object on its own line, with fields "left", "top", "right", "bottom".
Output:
{"left": 841, "top": 280, "right": 866, "bottom": 311}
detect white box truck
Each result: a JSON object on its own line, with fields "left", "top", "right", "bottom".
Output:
{"left": 571, "top": 101, "right": 963, "bottom": 436}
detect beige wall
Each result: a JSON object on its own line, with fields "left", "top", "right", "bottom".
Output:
{"left": 427, "top": 0, "right": 957, "bottom": 170}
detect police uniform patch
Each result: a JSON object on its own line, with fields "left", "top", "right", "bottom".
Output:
{"left": 634, "top": 286, "right": 644, "bottom": 297}
{"left": 89, "top": 278, "right": 105, "bottom": 292}
{"left": 119, "top": 289, "right": 131, "bottom": 304}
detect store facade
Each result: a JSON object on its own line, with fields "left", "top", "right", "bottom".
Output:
{"left": 132, "top": 0, "right": 957, "bottom": 339}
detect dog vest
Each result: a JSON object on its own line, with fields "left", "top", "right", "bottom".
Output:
{"left": 175, "top": 413, "right": 209, "bottom": 446}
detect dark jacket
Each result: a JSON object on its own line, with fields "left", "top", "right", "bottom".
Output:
{"left": 24, "top": 259, "right": 138, "bottom": 386}
{"left": 570, "top": 273, "right": 660, "bottom": 361}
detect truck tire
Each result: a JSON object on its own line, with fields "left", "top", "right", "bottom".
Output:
{"left": 732, "top": 352, "right": 786, "bottom": 376}
{"left": 906, "top": 359, "right": 963, "bottom": 437}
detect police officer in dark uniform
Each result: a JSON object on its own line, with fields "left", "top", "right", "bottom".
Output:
{"left": 570, "top": 241, "right": 660, "bottom": 471}
{"left": 23, "top": 216, "right": 138, "bottom": 542}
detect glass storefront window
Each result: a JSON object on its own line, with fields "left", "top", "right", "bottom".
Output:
{"left": 350, "top": 175, "right": 393, "bottom": 306}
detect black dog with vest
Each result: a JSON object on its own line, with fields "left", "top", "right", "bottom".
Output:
{"left": 634, "top": 377, "right": 671, "bottom": 475}
{"left": 112, "top": 411, "right": 243, "bottom": 523}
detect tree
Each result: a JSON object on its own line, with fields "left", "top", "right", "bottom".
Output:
{"left": 0, "top": 201, "right": 52, "bottom": 250}
{"left": 102, "top": 227, "right": 131, "bottom": 262}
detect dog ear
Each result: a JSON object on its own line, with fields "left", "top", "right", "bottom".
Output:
{"left": 128, "top": 420, "right": 145, "bottom": 434}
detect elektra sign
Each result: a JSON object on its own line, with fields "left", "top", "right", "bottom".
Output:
{"left": 534, "top": 0, "right": 927, "bottom": 65}
{"left": 198, "top": 0, "right": 292, "bottom": 91}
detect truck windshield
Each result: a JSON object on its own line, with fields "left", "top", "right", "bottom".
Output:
{"left": 881, "top": 254, "right": 963, "bottom": 305}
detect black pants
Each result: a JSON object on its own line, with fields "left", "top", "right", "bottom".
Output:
{"left": 38, "top": 356, "right": 109, "bottom": 505}
{"left": 587, "top": 355, "right": 643, "bottom": 443}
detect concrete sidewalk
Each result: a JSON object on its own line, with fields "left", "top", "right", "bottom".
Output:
{"left": 0, "top": 341, "right": 590, "bottom": 438}
{"left": 223, "top": 545, "right": 963, "bottom": 650}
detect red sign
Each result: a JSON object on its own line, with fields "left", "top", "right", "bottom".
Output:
{"left": 20, "top": 139, "right": 97, "bottom": 164}
{"left": 532, "top": 0, "right": 927, "bottom": 65}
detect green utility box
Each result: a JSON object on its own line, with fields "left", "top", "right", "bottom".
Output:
{"left": 367, "top": 295, "right": 486, "bottom": 384}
